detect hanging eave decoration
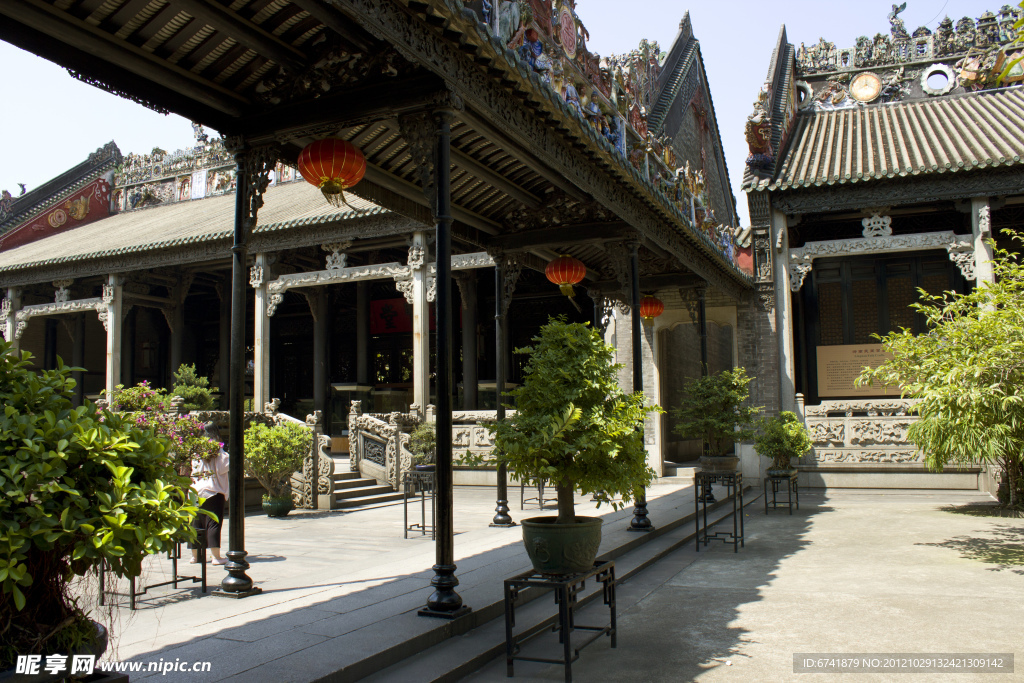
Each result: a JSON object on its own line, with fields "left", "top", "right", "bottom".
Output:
{"left": 297, "top": 138, "right": 366, "bottom": 208}
{"left": 545, "top": 254, "right": 586, "bottom": 312}
{"left": 639, "top": 294, "right": 664, "bottom": 323}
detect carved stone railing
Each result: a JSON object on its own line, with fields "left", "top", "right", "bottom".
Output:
{"left": 803, "top": 398, "right": 923, "bottom": 466}
{"left": 189, "top": 398, "right": 333, "bottom": 509}
{"left": 348, "top": 401, "right": 418, "bottom": 490}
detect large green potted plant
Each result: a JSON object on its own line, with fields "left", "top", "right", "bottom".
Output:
{"left": 243, "top": 422, "right": 311, "bottom": 517}
{"left": 754, "top": 411, "right": 812, "bottom": 475}
{"left": 171, "top": 363, "right": 216, "bottom": 411}
{"left": 671, "top": 368, "right": 760, "bottom": 472}
{"left": 491, "top": 318, "right": 658, "bottom": 575}
{"left": 0, "top": 342, "right": 201, "bottom": 672}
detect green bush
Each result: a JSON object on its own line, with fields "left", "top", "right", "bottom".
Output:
{"left": 171, "top": 363, "right": 215, "bottom": 411}
{"left": 754, "top": 411, "right": 812, "bottom": 470}
{"left": 671, "top": 368, "right": 760, "bottom": 456}
{"left": 107, "top": 379, "right": 167, "bottom": 412}
{"left": 409, "top": 423, "right": 436, "bottom": 465}
{"left": 0, "top": 342, "right": 200, "bottom": 667}
{"left": 491, "top": 318, "right": 658, "bottom": 524}
{"left": 244, "top": 422, "right": 311, "bottom": 500}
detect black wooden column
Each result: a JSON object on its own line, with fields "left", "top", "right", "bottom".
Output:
{"left": 72, "top": 314, "right": 85, "bottom": 405}
{"left": 698, "top": 284, "right": 708, "bottom": 377}
{"left": 420, "top": 109, "right": 470, "bottom": 618}
{"left": 217, "top": 148, "right": 260, "bottom": 598}
{"left": 490, "top": 257, "right": 514, "bottom": 527}
{"left": 627, "top": 241, "right": 654, "bottom": 532}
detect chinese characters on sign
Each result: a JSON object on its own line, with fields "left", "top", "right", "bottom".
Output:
{"left": 816, "top": 344, "right": 896, "bottom": 398}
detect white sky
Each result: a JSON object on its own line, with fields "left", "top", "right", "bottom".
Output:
{"left": 0, "top": 1, "right": 999, "bottom": 227}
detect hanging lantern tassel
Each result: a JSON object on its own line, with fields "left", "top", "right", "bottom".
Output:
{"left": 297, "top": 138, "right": 367, "bottom": 210}
{"left": 545, "top": 254, "right": 586, "bottom": 313}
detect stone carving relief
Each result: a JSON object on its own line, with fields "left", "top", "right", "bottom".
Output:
{"left": 323, "top": 242, "right": 351, "bottom": 271}
{"left": 249, "top": 265, "right": 264, "bottom": 289}
{"left": 804, "top": 398, "right": 922, "bottom": 465}
{"left": 13, "top": 297, "right": 104, "bottom": 340}
{"left": 978, "top": 204, "right": 991, "bottom": 237}
{"left": 861, "top": 213, "right": 892, "bottom": 237}
{"left": 53, "top": 280, "right": 73, "bottom": 303}
{"left": 266, "top": 262, "right": 411, "bottom": 315}
{"left": 789, "top": 231, "right": 975, "bottom": 291}
{"left": 452, "top": 252, "right": 495, "bottom": 270}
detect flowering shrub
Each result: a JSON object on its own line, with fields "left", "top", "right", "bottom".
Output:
{"left": 107, "top": 381, "right": 220, "bottom": 471}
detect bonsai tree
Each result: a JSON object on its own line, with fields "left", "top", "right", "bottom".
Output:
{"left": 754, "top": 411, "right": 812, "bottom": 471}
{"left": 0, "top": 342, "right": 201, "bottom": 668}
{"left": 860, "top": 230, "right": 1024, "bottom": 511}
{"left": 409, "top": 423, "right": 436, "bottom": 466}
{"left": 171, "top": 363, "right": 215, "bottom": 411}
{"left": 243, "top": 422, "right": 311, "bottom": 502}
{"left": 671, "top": 368, "right": 760, "bottom": 457}
{"left": 491, "top": 318, "right": 658, "bottom": 524}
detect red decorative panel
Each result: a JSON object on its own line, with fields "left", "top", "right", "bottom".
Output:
{"left": 0, "top": 177, "right": 112, "bottom": 251}
{"left": 369, "top": 298, "right": 438, "bottom": 335}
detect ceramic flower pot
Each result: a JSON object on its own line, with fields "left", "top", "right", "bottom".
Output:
{"left": 699, "top": 455, "right": 740, "bottom": 472}
{"left": 520, "top": 516, "right": 603, "bottom": 575}
{"left": 262, "top": 497, "right": 293, "bottom": 517}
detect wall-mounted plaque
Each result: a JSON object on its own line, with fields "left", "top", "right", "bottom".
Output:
{"left": 816, "top": 343, "right": 896, "bottom": 397}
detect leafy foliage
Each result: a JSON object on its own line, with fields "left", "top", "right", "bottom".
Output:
{"left": 858, "top": 231, "right": 1024, "bottom": 509}
{"left": 670, "top": 368, "right": 760, "bottom": 456}
{"left": 108, "top": 380, "right": 219, "bottom": 472}
{"left": 171, "top": 363, "right": 216, "bottom": 411}
{"left": 490, "top": 318, "right": 658, "bottom": 523}
{"left": 243, "top": 422, "right": 311, "bottom": 500}
{"left": 409, "top": 423, "right": 436, "bottom": 465}
{"left": 0, "top": 342, "right": 200, "bottom": 666}
{"left": 754, "top": 411, "right": 812, "bottom": 469}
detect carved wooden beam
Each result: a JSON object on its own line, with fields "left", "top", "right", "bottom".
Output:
{"left": 450, "top": 148, "right": 541, "bottom": 209}
{"left": 289, "top": 0, "right": 376, "bottom": 52}
{"left": 171, "top": 0, "right": 308, "bottom": 73}
{"left": 240, "top": 74, "right": 451, "bottom": 143}
{"left": 589, "top": 272, "right": 705, "bottom": 293}
{"left": 325, "top": 0, "right": 748, "bottom": 298}
{"left": 488, "top": 222, "right": 628, "bottom": 251}
{"left": 0, "top": 0, "right": 249, "bottom": 118}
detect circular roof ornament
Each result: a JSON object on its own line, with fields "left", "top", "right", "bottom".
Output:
{"left": 849, "top": 72, "right": 883, "bottom": 102}
{"left": 921, "top": 64, "right": 957, "bottom": 96}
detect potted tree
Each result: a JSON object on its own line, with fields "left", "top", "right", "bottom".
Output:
{"left": 491, "top": 318, "right": 658, "bottom": 575}
{"left": 670, "top": 368, "right": 760, "bottom": 472}
{"left": 243, "top": 421, "right": 311, "bottom": 517}
{"left": 0, "top": 342, "right": 201, "bottom": 673}
{"left": 409, "top": 423, "right": 436, "bottom": 471}
{"left": 754, "top": 411, "right": 812, "bottom": 475}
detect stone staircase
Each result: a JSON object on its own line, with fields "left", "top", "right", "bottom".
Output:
{"left": 660, "top": 460, "right": 699, "bottom": 485}
{"left": 330, "top": 456, "right": 404, "bottom": 509}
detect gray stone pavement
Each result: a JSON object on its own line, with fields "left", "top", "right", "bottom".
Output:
{"left": 463, "top": 490, "right": 1024, "bottom": 683}
{"left": 82, "top": 481, "right": 700, "bottom": 681}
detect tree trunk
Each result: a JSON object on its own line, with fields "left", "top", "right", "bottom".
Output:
{"left": 555, "top": 482, "right": 575, "bottom": 524}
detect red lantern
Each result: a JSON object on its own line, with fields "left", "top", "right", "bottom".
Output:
{"left": 297, "top": 138, "right": 366, "bottom": 208}
{"left": 545, "top": 254, "right": 586, "bottom": 297}
{"left": 639, "top": 295, "right": 664, "bottom": 322}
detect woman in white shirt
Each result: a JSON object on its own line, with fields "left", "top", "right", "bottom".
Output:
{"left": 190, "top": 422, "right": 230, "bottom": 565}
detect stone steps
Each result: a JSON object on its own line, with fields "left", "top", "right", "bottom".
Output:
{"left": 334, "top": 491, "right": 405, "bottom": 509}
{"left": 360, "top": 488, "right": 760, "bottom": 683}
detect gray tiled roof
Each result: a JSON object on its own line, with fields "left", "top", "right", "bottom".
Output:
{"left": 749, "top": 86, "right": 1024, "bottom": 192}
{"left": 0, "top": 181, "right": 385, "bottom": 273}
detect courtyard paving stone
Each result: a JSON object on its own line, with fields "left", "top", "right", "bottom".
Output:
{"left": 463, "top": 490, "right": 1024, "bottom": 683}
